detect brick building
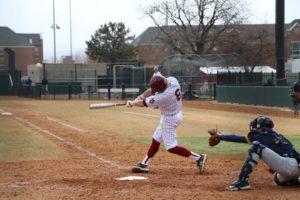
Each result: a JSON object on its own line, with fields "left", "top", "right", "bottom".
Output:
{"left": 0, "top": 27, "right": 43, "bottom": 75}
{"left": 132, "top": 19, "right": 300, "bottom": 67}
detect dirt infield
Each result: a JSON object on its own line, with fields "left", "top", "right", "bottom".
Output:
{"left": 0, "top": 97, "right": 300, "bottom": 199}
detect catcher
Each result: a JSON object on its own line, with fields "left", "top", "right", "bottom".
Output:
{"left": 208, "top": 116, "right": 300, "bottom": 191}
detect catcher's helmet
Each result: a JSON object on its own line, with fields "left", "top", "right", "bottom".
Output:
{"left": 150, "top": 76, "right": 167, "bottom": 94}
{"left": 250, "top": 116, "right": 274, "bottom": 131}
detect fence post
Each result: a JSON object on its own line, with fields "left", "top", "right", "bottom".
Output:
{"left": 38, "top": 84, "right": 42, "bottom": 99}
{"left": 121, "top": 84, "right": 125, "bottom": 100}
{"left": 94, "top": 69, "right": 97, "bottom": 89}
{"left": 188, "top": 84, "right": 192, "bottom": 100}
{"left": 226, "top": 72, "right": 229, "bottom": 84}
{"left": 88, "top": 85, "right": 91, "bottom": 100}
{"left": 238, "top": 72, "right": 242, "bottom": 85}
{"left": 213, "top": 83, "right": 217, "bottom": 100}
{"left": 53, "top": 85, "right": 56, "bottom": 100}
{"left": 43, "top": 63, "right": 46, "bottom": 81}
{"left": 107, "top": 83, "right": 111, "bottom": 100}
{"left": 68, "top": 84, "right": 72, "bottom": 100}
{"left": 75, "top": 64, "right": 77, "bottom": 82}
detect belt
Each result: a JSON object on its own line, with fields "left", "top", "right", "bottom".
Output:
{"left": 162, "top": 112, "right": 180, "bottom": 117}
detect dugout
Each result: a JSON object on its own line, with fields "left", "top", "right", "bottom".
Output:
{"left": 0, "top": 48, "right": 22, "bottom": 95}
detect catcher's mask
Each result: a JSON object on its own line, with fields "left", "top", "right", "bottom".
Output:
{"left": 150, "top": 76, "right": 167, "bottom": 94}
{"left": 250, "top": 116, "right": 274, "bottom": 131}
{"left": 290, "top": 81, "right": 300, "bottom": 105}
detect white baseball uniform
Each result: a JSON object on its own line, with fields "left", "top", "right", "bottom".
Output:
{"left": 143, "top": 77, "right": 182, "bottom": 150}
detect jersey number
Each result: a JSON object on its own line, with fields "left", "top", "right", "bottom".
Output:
{"left": 175, "top": 89, "right": 181, "bottom": 101}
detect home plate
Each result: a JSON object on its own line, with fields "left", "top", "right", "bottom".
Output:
{"left": 116, "top": 176, "right": 148, "bottom": 181}
{"left": 1, "top": 112, "right": 12, "bottom": 116}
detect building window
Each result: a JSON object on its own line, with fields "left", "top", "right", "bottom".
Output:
{"left": 0, "top": 48, "right": 4, "bottom": 65}
{"left": 292, "top": 41, "right": 300, "bottom": 59}
{"left": 34, "top": 47, "right": 39, "bottom": 63}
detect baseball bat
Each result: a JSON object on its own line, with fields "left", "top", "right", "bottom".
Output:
{"left": 89, "top": 102, "right": 126, "bottom": 109}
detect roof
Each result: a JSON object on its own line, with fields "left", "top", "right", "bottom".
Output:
{"left": 132, "top": 26, "right": 175, "bottom": 46}
{"left": 132, "top": 19, "right": 300, "bottom": 46}
{"left": 0, "top": 27, "right": 41, "bottom": 47}
{"left": 18, "top": 33, "right": 42, "bottom": 45}
{"left": 199, "top": 66, "right": 276, "bottom": 74}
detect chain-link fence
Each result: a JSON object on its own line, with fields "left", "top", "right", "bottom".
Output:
{"left": 15, "top": 53, "right": 298, "bottom": 101}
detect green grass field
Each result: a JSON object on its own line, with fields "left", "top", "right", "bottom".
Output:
{"left": 0, "top": 117, "right": 67, "bottom": 162}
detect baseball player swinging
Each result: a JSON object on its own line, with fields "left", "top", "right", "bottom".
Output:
{"left": 208, "top": 116, "right": 300, "bottom": 190}
{"left": 126, "top": 69, "right": 207, "bottom": 174}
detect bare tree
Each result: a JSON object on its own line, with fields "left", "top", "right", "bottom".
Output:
{"left": 220, "top": 27, "right": 275, "bottom": 72}
{"left": 144, "top": 0, "right": 247, "bottom": 55}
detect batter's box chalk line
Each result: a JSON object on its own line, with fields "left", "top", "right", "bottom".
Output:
{"left": 46, "top": 117, "right": 88, "bottom": 133}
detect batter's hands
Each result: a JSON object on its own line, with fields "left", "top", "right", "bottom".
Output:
{"left": 126, "top": 100, "right": 134, "bottom": 108}
{"left": 208, "top": 129, "right": 221, "bottom": 147}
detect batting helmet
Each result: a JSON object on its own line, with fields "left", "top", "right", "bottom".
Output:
{"left": 150, "top": 76, "right": 167, "bottom": 94}
{"left": 250, "top": 116, "right": 274, "bottom": 131}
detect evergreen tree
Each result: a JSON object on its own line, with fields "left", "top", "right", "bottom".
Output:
{"left": 86, "top": 22, "right": 136, "bottom": 62}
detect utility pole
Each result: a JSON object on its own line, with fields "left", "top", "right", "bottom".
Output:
{"left": 275, "top": 0, "right": 285, "bottom": 85}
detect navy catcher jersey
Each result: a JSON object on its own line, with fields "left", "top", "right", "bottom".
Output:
{"left": 247, "top": 129, "right": 298, "bottom": 157}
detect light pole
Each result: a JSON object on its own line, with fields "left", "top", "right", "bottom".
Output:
{"left": 52, "top": 0, "right": 57, "bottom": 63}
{"left": 69, "top": 0, "right": 73, "bottom": 58}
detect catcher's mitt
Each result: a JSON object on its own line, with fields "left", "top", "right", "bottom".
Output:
{"left": 208, "top": 129, "right": 220, "bottom": 147}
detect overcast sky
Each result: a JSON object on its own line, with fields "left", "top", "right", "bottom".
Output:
{"left": 0, "top": 0, "right": 299, "bottom": 62}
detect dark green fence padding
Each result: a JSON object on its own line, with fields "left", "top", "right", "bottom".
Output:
{"left": 0, "top": 73, "right": 12, "bottom": 95}
{"left": 216, "top": 86, "right": 294, "bottom": 108}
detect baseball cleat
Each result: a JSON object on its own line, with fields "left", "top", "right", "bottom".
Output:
{"left": 197, "top": 154, "right": 208, "bottom": 174}
{"left": 132, "top": 163, "right": 149, "bottom": 173}
{"left": 226, "top": 180, "right": 250, "bottom": 191}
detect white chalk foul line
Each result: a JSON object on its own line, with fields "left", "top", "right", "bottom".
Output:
{"left": 123, "top": 111, "right": 160, "bottom": 118}
{"left": 46, "top": 117, "right": 88, "bottom": 133}
{"left": 14, "top": 116, "right": 123, "bottom": 169}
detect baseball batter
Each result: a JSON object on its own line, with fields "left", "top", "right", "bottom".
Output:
{"left": 208, "top": 116, "right": 300, "bottom": 190}
{"left": 126, "top": 73, "right": 207, "bottom": 174}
